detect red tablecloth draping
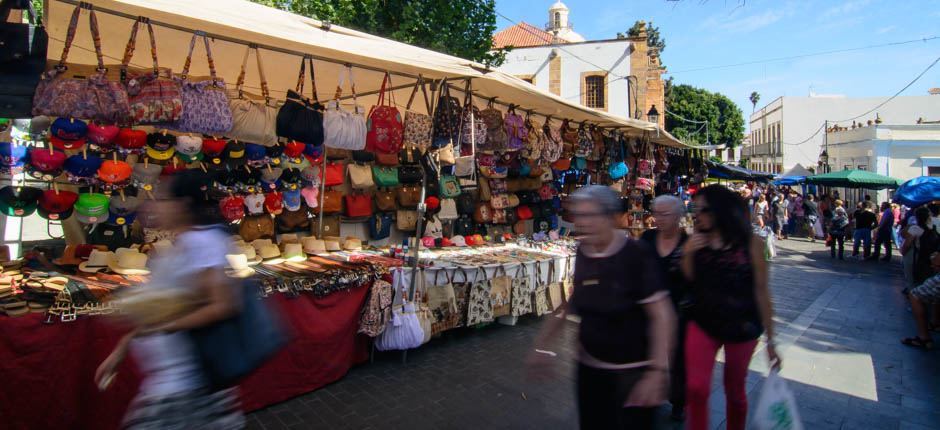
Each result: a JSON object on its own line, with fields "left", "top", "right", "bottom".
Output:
{"left": 0, "top": 284, "right": 371, "bottom": 430}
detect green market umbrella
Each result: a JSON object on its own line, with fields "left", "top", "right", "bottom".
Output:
{"left": 804, "top": 169, "right": 901, "bottom": 190}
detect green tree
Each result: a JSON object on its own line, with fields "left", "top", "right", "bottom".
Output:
{"left": 621, "top": 20, "right": 665, "bottom": 53}
{"left": 665, "top": 84, "right": 745, "bottom": 148}
{"left": 249, "top": 0, "right": 507, "bottom": 66}
{"left": 749, "top": 91, "right": 760, "bottom": 113}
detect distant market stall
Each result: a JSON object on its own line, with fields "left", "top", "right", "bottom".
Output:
{"left": 804, "top": 169, "right": 901, "bottom": 190}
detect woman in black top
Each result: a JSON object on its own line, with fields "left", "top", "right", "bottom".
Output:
{"left": 681, "top": 185, "right": 779, "bottom": 430}
{"left": 530, "top": 186, "right": 674, "bottom": 429}
{"left": 640, "top": 195, "right": 689, "bottom": 421}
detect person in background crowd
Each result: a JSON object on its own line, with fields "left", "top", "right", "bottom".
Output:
{"left": 641, "top": 196, "right": 689, "bottom": 422}
{"left": 779, "top": 192, "right": 790, "bottom": 239}
{"left": 892, "top": 203, "right": 903, "bottom": 247}
{"left": 870, "top": 202, "right": 896, "bottom": 261}
{"left": 681, "top": 185, "right": 780, "bottom": 430}
{"left": 864, "top": 194, "right": 872, "bottom": 204}
{"left": 95, "top": 170, "right": 244, "bottom": 429}
{"left": 803, "top": 194, "right": 819, "bottom": 242}
{"left": 820, "top": 194, "right": 833, "bottom": 237}
{"left": 829, "top": 200, "right": 849, "bottom": 260}
{"left": 901, "top": 251, "right": 940, "bottom": 350}
{"left": 754, "top": 194, "right": 768, "bottom": 228}
{"left": 911, "top": 207, "right": 940, "bottom": 287}
{"left": 929, "top": 203, "right": 940, "bottom": 232}
{"left": 529, "top": 186, "right": 674, "bottom": 430}
{"left": 790, "top": 192, "right": 804, "bottom": 238}
{"left": 853, "top": 202, "right": 877, "bottom": 259}
{"left": 771, "top": 194, "right": 787, "bottom": 240}
{"left": 901, "top": 207, "right": 931, "bottom": 290}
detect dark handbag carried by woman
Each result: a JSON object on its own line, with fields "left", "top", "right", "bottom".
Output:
{"left": 276, "top": 56, "right": 324, "bottom": 145}
{"left": 0, "top": 0, "right": 47, "bottom": 117}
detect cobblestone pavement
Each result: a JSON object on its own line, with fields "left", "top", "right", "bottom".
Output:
{"left": 248, "top": 238, "right": 940, "bottom": 430}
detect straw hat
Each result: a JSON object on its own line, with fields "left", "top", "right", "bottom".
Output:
{"left": 281, "top": 242, "right": 307, "bottom": 263}
{"left": 343, "top": 237, "right": 363, "bottom": 251}
{"left": 279, "top": 233, "right": 300, "bottom": 244}
{"left": 302, "top": 236, "right": 326, "bottom": 254}
{"left": 259, "top": 243, "right": 284, "bottom": 265}
{"left": 108, "top": 248, "right": 151, "bottom": 275}
{"left": 225, "top": 253, "right": 256, "bottom": 278}
{"left": 237, "top": 244, "right": 261, "bottom": 265}
{"left": 324, "top": 238, "right": 341, "bottom": 251}
{"left": 251, "top": 238, "right": 274, "bottom": 251}
{"left": 78, "top": 249, "right": 115, "bottom": 273}
{"left": 150, "top": 239, "right": 174, "bottom": 255}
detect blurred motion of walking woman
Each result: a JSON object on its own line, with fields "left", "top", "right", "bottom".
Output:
{"left": 681, "top": 185, "right": 780, "bottom": 430}
{"left": 95, "top": 170, "right": 245, "bottom": 429}
{"left": 530, "top": 186, "right": 675, "bottom": 429}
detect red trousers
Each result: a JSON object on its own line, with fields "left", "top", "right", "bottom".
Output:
{"left": 684, "top": 321, "right": 758, "bottom": 430}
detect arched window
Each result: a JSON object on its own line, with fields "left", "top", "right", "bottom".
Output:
{"left": 554, "top": 12, "right": 561, "bottom": 28}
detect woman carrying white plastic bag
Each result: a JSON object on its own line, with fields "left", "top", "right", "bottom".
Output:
{"left": 751, "top": 370, "right": 803, "bottom": 430}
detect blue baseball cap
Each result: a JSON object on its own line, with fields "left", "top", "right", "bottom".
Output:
{"left": 106, "top": 210, "right": 137, "bottom": 226}
{"left": 0, "top": 142, "right": 29, "bottom": 171}
{"left": 282, "top": 189, "right": 302, "bottom": 211}
{"left": 245, "top": 143, "right": 267, "bottom": 162}
{"left": 50, "top": 118, "right": 88, "bottom": 150}
{"left": 64, "top": 154, "right": 104, "bottom": 181}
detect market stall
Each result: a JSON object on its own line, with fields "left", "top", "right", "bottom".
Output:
{"left": 893, "top": 176, "right": 940, "bottom": 207}
{"left": 0, "top": 0, "right": 698, "bottom": 428}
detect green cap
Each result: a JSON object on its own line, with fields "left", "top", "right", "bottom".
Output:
{"left": 74, "top": 193, "right": 109, "bottom": 217}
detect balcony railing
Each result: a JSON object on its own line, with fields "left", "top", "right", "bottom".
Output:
{"left": 544, "top": 22, "right": 574, "bottom": 31}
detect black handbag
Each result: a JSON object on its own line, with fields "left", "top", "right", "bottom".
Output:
{"left": 276, "top": 56, "right": 324, "bottom": 145}
{"left": 398, "top": 165, "right": 423, "bottom": 184}
{"left": 352, "top": 150, "right": 375, "bottom": 163}
{"left": 456, "top": 193, "right": 475, "bottom": 215}
{"left": 399, "top": 145, "right": 422, "bottom": 165}
{"left": 454, "top": 215, "right": 474, "bottom": 236}
{"left": 0, "top": 0, "right": 47, "bottom": 118}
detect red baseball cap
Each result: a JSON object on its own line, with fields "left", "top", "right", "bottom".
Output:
{"left": 441, "top": 237, "right": 454, "bottom": 247}
{"left": 264, "top": 192, "right": 283, "bottom": 215}
{"left": 37, "top": 189, "right": 78, "bottom": 220}
{"left": 284, "top": 141, "right": 306, "bottom": 158}
{"left": 87, "top": 123, "right": 120, "bottom": 146}
{"left": 50, "top": 134, "right": 86, "bottom": 151}
{"left": 219, "top": 195, "right": 245, "bottom": 222}
{"left": 116, "top": 128, "right": 147, "bottom": 149}
{"left": 98, "top": 160, "right": 132, "bottom": 184}
{"left": 424, "top": 196, "right": 440, "bottom": 211}
{"left": 202, "top": 138, "right": 227, "bottom": 166}
{"left": 161, "top": 162, "right": 188, "bottom": 176}
{"left": 28, "top": 148, "right": 67, "bottom": 173}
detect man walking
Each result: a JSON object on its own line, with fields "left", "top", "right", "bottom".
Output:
{"left": 853, "top": 202, "right": 877, "bottom": 258}
{"left": 803, "top": 194, "right": 819, "bottom": 242}
{"left": 870, "top": 202, "right": 896, "bottom": 261}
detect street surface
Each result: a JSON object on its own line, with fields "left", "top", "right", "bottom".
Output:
{"left": 247, "top": 239, "right": 940, "bottom": 430}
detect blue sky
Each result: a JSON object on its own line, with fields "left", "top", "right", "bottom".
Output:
{"left": 494, "top": 0, "right": 940, "bottom": 130}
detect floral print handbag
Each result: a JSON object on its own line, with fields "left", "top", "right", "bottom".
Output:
{"left": 163, "top": 33, "right": 233, "bottom": 135}
{"left": 466, "top": 267, "right": 494, "bottom": 326}
{"left": 532, "top": 260, "right": 551, "bottom": 316}
{"left": 357, "top": 278, "right": 393, "bottom": 337}
{"left": 511, "top": 264, "right": 534, "bottom": 317}
{"left": 120, "top": 17, "right": 182, "bottom": 124}
{"left": 490, "top": 265, "right": 512, "bottom": 318}
{"left": 402, "top": 77, "right": 433, "bottom": 151}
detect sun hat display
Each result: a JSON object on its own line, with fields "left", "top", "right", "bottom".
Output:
{"left": 259, "top": 243, "right": 284, "bottom": 264}
{"left": 37, "top": 189, "right": 78, "bottom": 220}
{"left": 74, "top": 193, "right": 109, "bottom": 225}
{"left": 78, "top": 249, "right": 115, "bottom": 273}
{"left": 342, "top": 237, "right": 363, "bottom": 251}
{"left": 0, "top": 186, "right": 42, "bottom": 217}
{"left": 49, "top": 118, "right": 87, "bottom": 150}
{"left": 225, "top": 253, "right": 256, "bottom": 278}
{"left": 281, "top": 242, "right": 307, "bottom": 263}
{"left": 150, "top": 239, "right": 174, "bottom": 255}
{"left": 235, "top": 243, "right": 261, "bottom": 265}
{"left": 26, "top": 148, "right": 67, "bottom": 180}
{"left": 108, "top": 248, "right": 151, "bottom": 275}
{"left": 279, "top": 233, "right": 300, "bottom": 244}
{"left": 324, "top": 237, "right": 342, "bottom": 251}
{"left": 302, "top": 236, "right": 326, "bottom": 254}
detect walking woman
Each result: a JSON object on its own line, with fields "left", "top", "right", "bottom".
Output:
{"left": 95, "top": 170, "right": 244, "bottom": 429}
{"left": 641, "top": 195, "right": 690, "bottom": 422}
{"left": 681, "top": 185, "right": 780, "bottom": 430}
{"left": 829, "top": 200, "right": 849, "bottom": 260}
{"left": 529, "top": 186, "right": 675, "bottom": 429}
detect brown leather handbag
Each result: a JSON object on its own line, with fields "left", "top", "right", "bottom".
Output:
{"left": 397, "top": 185, "right": 421, "bottom": 208}
{"left": 375, "top": 188, "right": 398, "bottom": 211}
{"left": 239, "top": 214, "right": 275, "bottom": 242}
{"left": 277, "top": 207, "right": 310, "bottom": 232}
{"left": 311, "top": 215, "right": 341, "bottom": 236}
{"left": 322, "top": 189, "right": 343, "bottom": 214}
{"left": 376, "top": 152, "right": 399, "bottom": 166}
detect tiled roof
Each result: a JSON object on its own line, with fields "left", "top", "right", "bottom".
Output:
{"left": 492, "top": 22, "right": 555, "bottom": 49}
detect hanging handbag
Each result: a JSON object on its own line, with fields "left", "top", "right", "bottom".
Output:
{"left": 522, "top": 115, "right": 543, "bottom": 160}
{"left": 432, "top": 78, "right": 462, "bottom": 147}
{"left": 541, "top": 119, "right": 563, "bottom": 163}
{"left": 352, "top": 150, "right": 375, "bottom": 163}
{"left": 427, "top": 269, "right": 459, "bottom": 335}
{"left": 456, "top": 193, "right": 475, "bottom": 215}
{"left": 454, "top": 215, "right": 474, "bottom": 236}
{"left": 276, "top": 207, "right": 310, "bottom": 233}
{"left": 228, "top": 45, "right": 278, "bottom": 145}
{"left": 396, "top": 209, "right": 418, "bottom": 231}
{"left": 399, "top": 144, "right": 421, "bottom": 165}
{"left": 368, "top": 212, "right": 394, "bottom": 240}
{"left": 0, "top": 0, "right": 47, "bottom": 118}
{"left": 511, "top": 265, "right": 534, "bottom": 317}
{"left": 473, "top": 202, "right": 493, "bottom": 224}
{"left": 436, "top": 143, "right": 457, "bottom": 166}
{"left": 238, "top": 214, "right": 275, "bottom": 242}
{"left": 439, "top": 175, "right": 461, "bottom": 198}
{"left": 344, "top": 193, "right": 373, "bottom": 218}
{"left": 479, "top": 100, "right": 508, "bottom": 152}
{"left": 276, "top": 56, "right": 324, "bottom": 145}
{"left": 322, "top": 189, "right": 343, "bottom": 214}
{"left": 492, "top": 208, "right": 508, "bottom": 224}
{"left": 375, "top": 188, "right": 398, "bottom": 211}
{"left": 358, "top": 279, "right": 393, "bottom": 337}
{"left": 457, "top": 83, "right": 487, "bottom": 155}
{"left": 589, "top": 127, "right": 606, "bottom": 162}
{"left": 479, "top": 165, "right": 508, "bottom": 179}
{"left": 397, "top": 185, "right": 421, "bottom": 208}
{"left": 348, "top": 163, "right": 375, "bottom": 189}
{"left": 439, "top": 198, "right": 459, "bottom": 221}
{"left": 372, "top": 166, "right": 400, "bottom": 188}
{"left": 504, "top": 105, "right": 527, "bottom": 152}
{"left": 454, "top": 156, "right": 475, "bottom": 177}
{"left": 366, "top": 72, "right": 404, "bottom": 154}
{"left": 402, "top": 76, "right": 433, "bottom": 151}
{"left": 490, "top": 194, "right": 510, "bottom": 210}
{"left": 32, "top": 4, "right": 129, "bottom": 123}
{"left": 466, "top": 269, "right": 494, "bottom": 326}
{"left": 575, "top": 123, "right": 594, "bottom": 158}
{"left": 323, "top": 66, "right": 367, "bottom": 150}
{"left": 398, "top": 165, "right": 423, "bottom": 184}
{"left": 376, "top": 152, "right": 398, "bottom": 166}
{"left": 532, "top": 262, "right": 550, "bottom": 316}
{"left": 490, "top": 266, "right": 512, "bottom": 317}
{"left": 478, "top": 177, "right": 492, "bottom": 201}
{"left": 324, "top": 161, "right": 345, "bottom": 187}
{"left": 608, "top": 137, "right": 628, "bottom": 180}
{"left": 424, "top": 215, "right": 444, "bottom": 239}
{"left": 548, "top": 259, "right": 564, "bottom": 310}
{"left": 313, "top": 214, "right": 341, "bottom": 237}
{"left": 160, "top": 32, "right": 231, "bottom": 134}
{"left": 119, "top": 18, "right": 182, "bottom": 124}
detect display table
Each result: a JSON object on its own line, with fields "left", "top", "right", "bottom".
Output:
{"left": 0, "top": 284, "right": 371, "bottom": 430}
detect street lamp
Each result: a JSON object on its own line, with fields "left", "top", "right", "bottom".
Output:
{"left": 647, "top": 105, "right": 660, "bottom": 126}
{"left": 818, "top": 150, "right": 829, "bottom": 173}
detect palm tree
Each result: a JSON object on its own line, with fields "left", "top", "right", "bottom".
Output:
{"left": 749, "top": 91, "right": 760, "bottom": 113}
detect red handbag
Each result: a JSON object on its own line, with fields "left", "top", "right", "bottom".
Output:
{"left": 365, "top": 73, "right": 404, "bottom": 154}
{"left": 345, "top": 193, "right": 373, "bottom": 218}
{"left": 324, "top": 161, "right": 344, "bottom": 187}
{"left": 516, "top": 205, "right": 534, "bottom": 220}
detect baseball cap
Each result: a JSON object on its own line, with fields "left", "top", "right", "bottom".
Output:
{"left": 27, "top": 148, "right": 67, "bottom": 180}
{"left": 175, "top": 135, "right": 204, "bottom": 164}
{"left": 131, "top": 162, "right": 162, "bottom": 191}
{"left": 116, "top": 128, "right": 147, "bottom": 152}
{"left": 74, "top": 193, "right": 109, "bottom": 225}
{"left": 145, "top": 133, "right": 176, "bottom": 161}
{"left": 300, "top": 186, "right": 319, "bottom": 208}
{"left": 245, "top": 143, "right": 267, "bottom": 167}
{"left": 265, "top": 143, "right": 285, "bottom": 166}
{"left": 64, "top": 154, "right": 104, "bottom": 183}
{"left": 282, "top": 189, "right": 302, "bottom": 211}
{"left": 0, "top": 186, "right": 42, "bottom": 217}
{"left": 300, "top": 166, "right": 320, "bottom": 186}
{"left": 441, "top": 237, "right": 454, "bottom": 247}
{"left": 49, "top": 118, "right": 87, "bottom": 150}
{"left": 424, "top": 196, "right": 440, "bottom": 211}
{"left": 261, "top": 167, "right": 282, "bottom": 192}
{"left": 421, "top": 236, "right": 435, "bottom": 248}
{"left": 264, "top": 192, "right": 283, "bottom": 215}
{"left": 109, "top": 194, "right": 141, "bottom": 216}
{"left": 98, "top": 160, "right": 133, "bottom": 184}
{"left": 451, "top": 235, "right": 467, "bottom": 247}
{"left": 219, "top": 195, "right": 246, "bottom": 222}
{"left": 245, "top": 193, "right": 265, "bottom": 215}
{"left": 161, "top": 162, "right": 188, "bottom": 177}
{"left": 282, "top": 156, "right": 311, "bottom": 171}
{"left": 280, "top": 168, "right": 303, "bottom": 191}
{"left": 106, "top": 210, "right": 137, "bottom": 227}
{"left": 224, "top": 140, "right": 246, "bottom": 167}
{"left": 235, "top": 168, "right": 262, "bottom": 193}
{"left": 202, "top": 138, "right": 227, "bottom": 166}
{"left": 212, "top": 169, "right": 239, "bottom": 194}
{"left": 37, "top": 190, "right": 78, "bottom": 220}
{"left": 87, "top": 122, "right": 120, "bottom": 147}
{"left": 472, "top": 234, "right": 485, "bottom": 246}
{"left": 0, "top": 142, "right": 28, "bottom": 172}
{"left": 284, "top": 141, "right": 306, "bottom": 158}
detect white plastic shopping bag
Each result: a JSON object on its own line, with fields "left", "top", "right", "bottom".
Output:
{"left": 752, "top": 371, "right": 803, "bottom": 430}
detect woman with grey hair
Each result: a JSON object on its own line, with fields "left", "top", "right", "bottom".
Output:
{"left": 529, "top": 186, "right": 675, "bottom": 429}
{"left": 641, "top": 195, "right": 690, "bottom": 421}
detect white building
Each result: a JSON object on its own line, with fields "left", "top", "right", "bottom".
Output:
{"left": 744, "top": 94, "right": 940, "bottom": 174}
{"left": 492, "top": 2, "right": 665, "bottom": 127}
{"left": 827, "top": 123, "right": 940, "bottom": 202}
